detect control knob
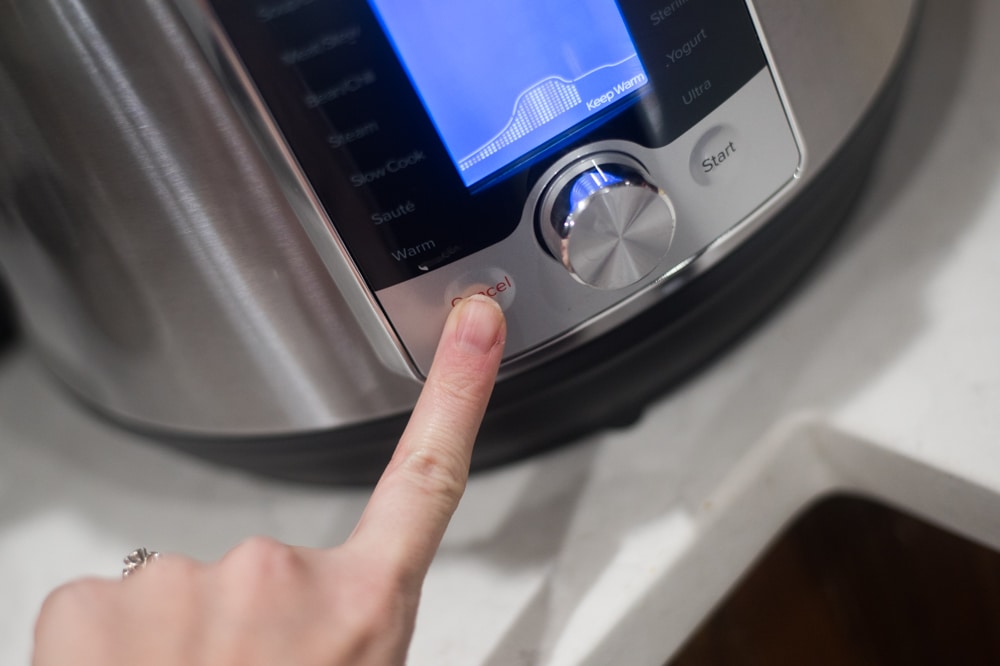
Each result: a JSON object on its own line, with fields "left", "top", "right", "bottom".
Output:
{"left": 540, "top": 157, "right": 676, "bottom": 290}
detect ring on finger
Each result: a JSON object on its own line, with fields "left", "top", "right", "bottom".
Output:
{"left": 122, "top": 548, "right": 160, "bottom": 579}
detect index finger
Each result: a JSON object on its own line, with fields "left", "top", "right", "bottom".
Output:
{"left": 347, "top": 295, "right": 506, "bottom": 585}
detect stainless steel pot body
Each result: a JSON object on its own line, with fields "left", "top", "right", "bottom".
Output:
{"left": 0, "top": 0, "right": 917, "bottom": 439}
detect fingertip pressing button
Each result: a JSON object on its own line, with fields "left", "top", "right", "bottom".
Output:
{"left": 446, "top": 268, "right": 516, "bottom": 311}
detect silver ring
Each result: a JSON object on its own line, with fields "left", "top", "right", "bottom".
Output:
{"left": 122, "top": 547, "right": 160, "bottom": 579}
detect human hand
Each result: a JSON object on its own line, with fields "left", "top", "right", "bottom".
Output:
{"left": 32, "top": 295, "right": 507, "bottom": 666}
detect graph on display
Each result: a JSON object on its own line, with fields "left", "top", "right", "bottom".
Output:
{"left": 367, "top": 0, "right": 649, "bottom": 187}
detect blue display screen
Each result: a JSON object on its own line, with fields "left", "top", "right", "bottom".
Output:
{"left": 366, "top": 0, "right": 649, "bottom": 188}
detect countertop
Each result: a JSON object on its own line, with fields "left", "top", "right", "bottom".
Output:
{"left": 3, "top": 1, "right": 1000, "bottom": 663}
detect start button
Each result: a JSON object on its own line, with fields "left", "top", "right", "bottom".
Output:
{"left": 690, "top": 124, "right": 742, "bottom": 187}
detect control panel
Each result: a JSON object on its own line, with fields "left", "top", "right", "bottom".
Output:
{"left": 206, "top": 0, "right": 801, "bottom": 375}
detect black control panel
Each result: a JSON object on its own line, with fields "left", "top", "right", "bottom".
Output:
{"left": 207, "top": 0, "right": 768, "bottom": 291}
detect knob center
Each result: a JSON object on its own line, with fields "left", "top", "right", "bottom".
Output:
{"left": 541, "top": 157, "right": 676, "bottom": 290}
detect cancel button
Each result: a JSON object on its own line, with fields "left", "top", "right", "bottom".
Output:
{"left": 447, "top": 270, "right": 516, "bottom": 310}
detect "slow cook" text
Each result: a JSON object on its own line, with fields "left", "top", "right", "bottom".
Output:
{"left": 350, "top": 150, "right": 427, "bottom": 187}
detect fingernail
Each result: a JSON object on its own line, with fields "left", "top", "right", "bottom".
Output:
{"left": 453, "top": 295, "right": 504, "bottom": 354}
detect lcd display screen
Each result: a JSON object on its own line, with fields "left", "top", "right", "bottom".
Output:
{"left": 366, "top": 0, "right": 650, "bottom": 188}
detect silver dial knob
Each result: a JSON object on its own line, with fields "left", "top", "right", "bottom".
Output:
{"left": 541, "top": 158, "right": 676, "bottom": 290}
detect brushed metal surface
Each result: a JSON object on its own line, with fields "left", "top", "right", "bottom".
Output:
{"left": 751, "top": 0, "right": 919, "bottom": 169}
{"left": 0, "top": 0, "right": 420, "bottom": 435}
{"left": 564, "top": 182, "right": 674, "bottom": 290}
{"left": 0, "top": 0, "right": 917, "bottom": 436}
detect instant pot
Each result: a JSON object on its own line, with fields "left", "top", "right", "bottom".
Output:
{"left": 0, "top": 0, "right": 918, "bottom": 482}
